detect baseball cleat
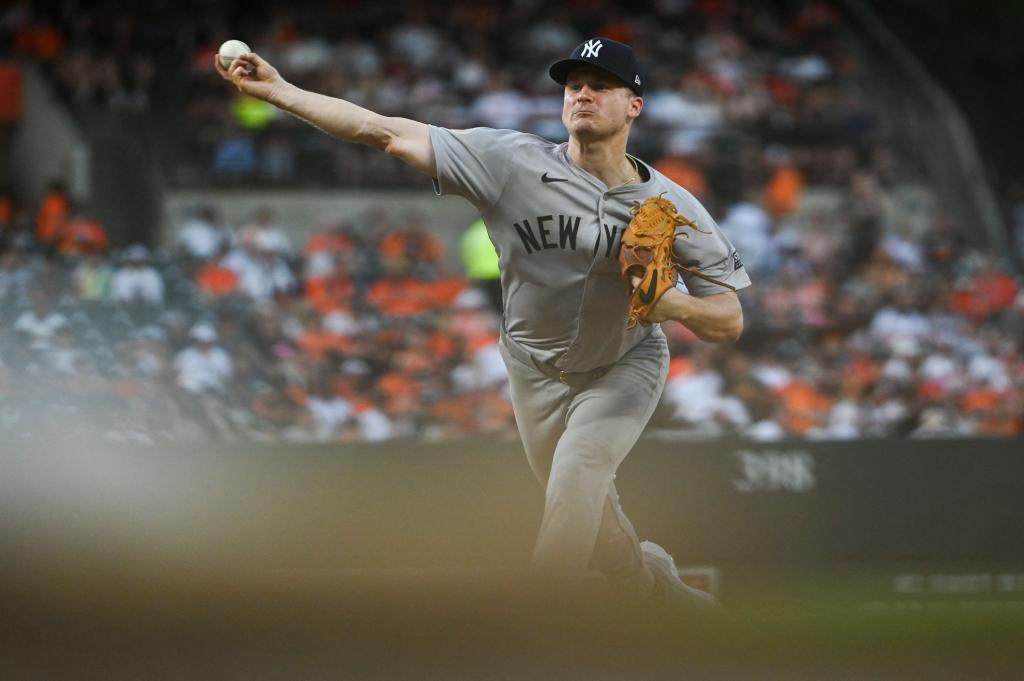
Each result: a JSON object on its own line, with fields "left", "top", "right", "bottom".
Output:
{"left": 641, "top": 541, "right": 718, "bottom": 609}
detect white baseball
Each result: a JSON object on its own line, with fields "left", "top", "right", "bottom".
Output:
{"left": 218, "top": 40, "right": 251, "bottom": 69}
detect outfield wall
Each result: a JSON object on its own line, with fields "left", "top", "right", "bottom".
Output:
{"left": 3, "top": 438, "right": 1021, "bottom": 581}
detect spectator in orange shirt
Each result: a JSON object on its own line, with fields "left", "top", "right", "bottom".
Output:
{"left": 295, "top": 310, "right": 353, "bottom": 362}
{"left": 975, "top": 399, "right": 1022, "bottom": 437}
{"left": 761, "top": 146, "right": 804, "bottom": 220}
{"left": 0, "top": 191, "right": 12, "bottom": 232}
{"left": 304, "top": 223, "right": 357, "bottom": 258}
{"left": 594, "top": 16, "right": 636, "bottom": 45}
{"left": 196, "top": 259, "right": 240, "bottom": 298}
{"left": 959, "top": 382, "right": 1001, "bottom": 415}
{"left": 35, "top": 180, "right": 70, "bottom": 248}
{"left": 58, "top": 205, "right": 109, "bottom": 255}
{"left": 367, "top": 273, "right": 436, "bottom": 317}
{"left": 655, "top": 144, "right": 710, "bottom": 201}
{"left": 14, "top": 21, "right": 64, "bottom": 62}
{"left": 949, "top": 255, "right": 1019, "bottom": 321}
{"left": 378, "top": 213, "right": 444, "bottom": 275}
{"left": 306, "top": 265, "right": 357, "bottom": 314}
{"left": 777, "top": 376, "right": 834, "bottom": 434}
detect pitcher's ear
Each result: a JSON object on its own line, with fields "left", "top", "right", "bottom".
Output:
{"left": 629, "top": 95, "right": 644, "bottom": 119}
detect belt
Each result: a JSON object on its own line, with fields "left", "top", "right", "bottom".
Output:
{"left": 500, "top": 327, "right": 613, "bottom": 387}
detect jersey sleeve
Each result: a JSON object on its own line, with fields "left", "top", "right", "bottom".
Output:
{"left": 429, "top": 126, "right": 527, "bottom": 209}
{"left": 671, "top": 195, "right": 752, "bottom": 297}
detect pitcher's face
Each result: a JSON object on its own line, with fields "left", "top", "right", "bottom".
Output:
{"left": 562, "top": 66, "right": 643, "bottom": 141}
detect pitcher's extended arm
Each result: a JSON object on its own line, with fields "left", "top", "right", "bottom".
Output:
{"left": 216, "top": 51, "right": 434, "bottom": 177}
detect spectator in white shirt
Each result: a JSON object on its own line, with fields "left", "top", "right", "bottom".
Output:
{"left": 305, "top": 377, "right": 353, "bottom": 441}
{"left": 110, "top": 245, "right": 164, "bottom": 304}
{"left": 173, "top": 323, "right": 233, "bottom": 394}
{"left": 868, "top": 292, "right": 931, "bottom": 346}
{"left": 13, "top": 293, "right": 68, "bottom": 345}
{"left": 237, "top": 206, "right": 293, "bottom": 257}
{"left": 177, "top": 206, "right": 233, "bottom": 260}
{"left": 225, "top": 231, "right": 297, "bottom": 302}
{"left": 353, "top": 404, "right": 394, "bottom": 442}
{"left": 450, "top": 338, "right": 508, "bottom": 393}
{"left": 719, "top": 200, "right": 774, "bottom": 277}
{"left": 470, "top": 76, "right": 534, "bottom": 130}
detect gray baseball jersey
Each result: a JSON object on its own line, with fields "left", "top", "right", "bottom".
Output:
{"left": 430, "top": 126, "right": 751, "bottom": 372}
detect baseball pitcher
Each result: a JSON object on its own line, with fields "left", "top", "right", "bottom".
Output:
{"left": 217, "top": 36, "right": 751, "bottom": 605}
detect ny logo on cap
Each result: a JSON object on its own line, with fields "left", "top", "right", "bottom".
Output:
{"left": 581, "top": 39, "right": 603, "bottom": 58}
{"left": 635, "top": 75, "right": 641, "bottom": 86}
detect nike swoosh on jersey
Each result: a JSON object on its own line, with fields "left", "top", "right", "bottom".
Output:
{"left": 637, "top": 272, "right": 659, "bottom": 305}
{"left": 541, "top": 172, "right": 569, "bottom": 184}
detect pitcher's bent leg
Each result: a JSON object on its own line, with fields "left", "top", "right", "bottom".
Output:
{"left": 589, "top": 482, "right": 652, "bottom": 596}
{"left": 530, "top": 425, "right": 630, "bottom": 575}
{"left": 530, "top": 333, "right": 669, "bottom": 581}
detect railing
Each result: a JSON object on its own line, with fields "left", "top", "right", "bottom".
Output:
{"left": 842, "top": 0, "right": 1013, "bottom": 268}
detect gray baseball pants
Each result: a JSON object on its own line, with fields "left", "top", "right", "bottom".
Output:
{"left": 499, "top": 328, "right": 669, "bottom": 594}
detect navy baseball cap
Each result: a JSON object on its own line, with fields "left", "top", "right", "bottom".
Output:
{"left": 549, "top": 38, "right": 645, "bottom": 96}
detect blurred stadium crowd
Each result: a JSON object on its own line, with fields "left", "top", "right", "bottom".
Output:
{"left": 1, "top": 0, "right": 1022, "bottom": 442}
{"left": 10, "top": 0, "right": 879, "bottom": 198}
{"left": 1, "top": 186, "right": 516, "bottom": 443}
{"left": 2, "top": 181, "right": 1021, "bottom": 443}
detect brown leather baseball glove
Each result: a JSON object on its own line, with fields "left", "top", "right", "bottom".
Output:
{"left": 619, "top": 196, "right": 735, "bottom": 328}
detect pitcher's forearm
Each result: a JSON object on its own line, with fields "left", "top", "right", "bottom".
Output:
{"left": 660, "top": 289, "right": 743, "bottom": 343}
{"left": 271, "top": 83, "right": 385, "bottom": 148}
